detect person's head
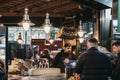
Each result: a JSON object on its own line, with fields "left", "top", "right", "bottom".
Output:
{"left": 34, "top": 46, "right": 39, "bottom": 52}
{"left": 87, "top": 38, "right": 98, "bottom": 49}
{"left": 112, "top": 41, "right": 120, "bottom": 54}
{"left": 43, "top": 49, "right": 49, "bottom": 56}
{"left": 64, "top": 43, "right": 72, "bottom": 53}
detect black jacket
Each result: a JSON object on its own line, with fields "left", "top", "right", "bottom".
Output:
{"left": 75, "top": 47, "right": 112, "bottom": 80}
{"left": 52, "top": 50, "right": 76, "bottom": 73}
{"left": 112, "top": 53, "right": 120, "bottom": 80}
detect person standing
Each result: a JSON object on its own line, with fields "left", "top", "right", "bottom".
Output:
{"left": 75, "top": 38, "right": 112, "bottom": 80}
{"left": 111, "top": 41, "right": 120, "bottom": 80}
{"left": 52, "top": 43, "right": 76, "bottom": 73}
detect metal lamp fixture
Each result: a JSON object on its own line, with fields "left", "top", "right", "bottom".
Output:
{"left": 77, "top": 20, "right": 86, "bottom": 37}
{"left": 18, "top": 7, "right": 35, "bottom": 31}
{"left": 44, "top": 12, "right": 51, "bottom": 33}
{"left": 49, "top": 33, "right": 54, "bottom": 44}
{"left": 17, "top": 32, "right": 23, "bottom": 44}
{"left": 78, "top": 37, "right": 84, "bottom": 43}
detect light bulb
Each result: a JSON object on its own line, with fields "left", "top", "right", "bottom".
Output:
{"left": 79, "top": 38, "right": 84, "bottom": 43}
{"left": 23, "top": 22, "right": 30, "bottom": 31}
{"left": 17, "top": 39, "right": 23, "bottom": 44}
{"left": 44, "top": 24, "right": 50, "bottom": 33}
{"left": 77, "top": 30, "right": 84, "bottom": 37}
{"left": 49, "top": 39, "right": 54, "bottom": 44}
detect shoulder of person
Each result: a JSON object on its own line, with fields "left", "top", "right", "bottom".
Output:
{"left": 77, "top": 51, "right": 88, "bottom": 59}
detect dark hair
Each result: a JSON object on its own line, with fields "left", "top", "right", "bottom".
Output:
{"left": 64, "top": 43, "right": 71, "bottom": 47}
{"left": 112, "top": 42, "right": 120, "bottom": 47}
{"left": 88, "top": 38, "right": 98, "bottom": 44}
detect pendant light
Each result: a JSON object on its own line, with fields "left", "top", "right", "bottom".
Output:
{"left": 17, "top": 32, "right": 23, "bottom": 44}
{"left": 18, "top": 5, "right": 35, "bottom": 31}
{"left": 49, "top": 33, "right": 54, "bottom": 44}
{"left": 44, "top": 12, "right": 51, "bottom": 33}
{"left": 77, "top": 20, "right": 86, "bottom": 37}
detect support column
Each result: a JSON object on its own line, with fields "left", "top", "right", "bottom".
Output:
{"left": 118, "top": 0, "right": 120, "bottom": 32}
{"left": 99, "top": 9, "right": 112, "bottom": 51}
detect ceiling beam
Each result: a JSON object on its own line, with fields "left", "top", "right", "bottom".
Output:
{"left": 0, "top": 12, "right": 64, "bottom": 17}
{"left": 32, "top": 0, "right": 71, "bottom": 12}
{"left": 0, "top": 0, "right": 21, "bottom": 8}
{"left": 53, "top": 3, "right": 80, "bottom": 13}
{"left": 11, "top": 0, "right": 43, "bottom": 11}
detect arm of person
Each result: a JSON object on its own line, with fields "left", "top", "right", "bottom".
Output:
{"left": 75, "top": 53, "right": 86, "bottom": 74}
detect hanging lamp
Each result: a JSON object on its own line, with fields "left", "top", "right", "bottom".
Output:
{"left": 77, "top": 20, "right": 86, "bottom": 37}
{"left": 43, "top": 12, "right": 52, "bottom": 33}
{"left": 49, "top": 33, "right": 54, "bottom": 44}
{"left": 18, "top": 7, "right": 35, "bottom": 31}
{"left": 17, "top": 32, "right": 23, "bottom": 44}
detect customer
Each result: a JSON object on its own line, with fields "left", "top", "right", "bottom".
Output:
{"left": 42, "top": 49, "right": 53, "bottom": 67}
{"left": 52, "top": 43, "right": 76, "bottom": 73}
{"left": 75, "top": 38, "right": 112, "bottom": 80}
{"left": 111, "top": 41, "right": 120, "bottom": 80}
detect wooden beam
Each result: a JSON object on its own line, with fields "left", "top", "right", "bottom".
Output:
{"left": 53, "top": 3, "right": 80, "bottom": 13}
{"left": 32, "top": 0, "right": 71, "bottom": 12}
{"left": 1, "top": 12, "right": 64, "bottom": 17}
{"left": 11, "top": 0, "right": 43, "bottom": 11}
{"left": 0, "top": 0, "right": 21, "bottom": 8}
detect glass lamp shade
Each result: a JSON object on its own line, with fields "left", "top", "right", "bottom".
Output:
{"left": 49, "top": 39, "right": 54, "bottom": 44}
{"left": 77, "top": 30, "right": 84, "bottom": 37}
{"left": 49, "top": 33, "right": 54, "bottom": 44}
{"left": 79, "top": 37, "right": 84, "bottom": 43}
{"left": 17, "top": 39, "right": 23, "bottom": 44}
{"left": 23, "top": 22, "right": 30, "bottom": 31}
{"left": 17, "top": 7, "right": 35, "bottom": 31}
{"left": 17, "top": 32, "right": 23, "bottom": 44}
{"left": 44, "top": 24, "right": 51, "bottom": 33}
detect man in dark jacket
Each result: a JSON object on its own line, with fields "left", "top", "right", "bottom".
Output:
{"left": 112, "top": 41, "right": 120, "bottom": 80}
{"left": 75, "top": 38, "right": 112, "bottom": 80}
{"left": 52, "top": 43, "right": 76, "bottom": 73}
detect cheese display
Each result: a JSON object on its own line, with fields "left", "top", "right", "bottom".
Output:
{"left": 28, "top": 68, "right": 60, "bottom": 76}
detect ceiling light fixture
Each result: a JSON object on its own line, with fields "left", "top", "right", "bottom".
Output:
{"left": 49, "top": 33, "right": 54, "bottom": 44}
{"left": 18, "top": 7, "right": 35, "bottom": 31}
{"left": 43, "top": 12, "right": 52, "bottom": 33}
{"left": 77, "top": 20, "right": 86, "bottom": 37}
{"left": 17, "top": 32, "right": 23, "bottom": 44}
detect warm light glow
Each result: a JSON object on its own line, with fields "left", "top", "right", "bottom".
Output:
{"left": 23, "top": 22, "right": 30, "bottom": 31}
{"left": 17, "top": 32, "right": 23, "bottom": 44}
{"left": 49, "top": 38, "right": 54, "bottom": 44}
{"left": 77, "top": 30, "right": 84, "bottom": 37}
{"left": 79, "top": 37, "right": 84, "bottom": 43}
{"left": 49, "top": 33, "right": 54, "bottom": 44}
{"left": 44, "top": 24, "right": 51, "bottom": 33}
{"left": 17, "top": 39, "right": 23, "bottom": 44}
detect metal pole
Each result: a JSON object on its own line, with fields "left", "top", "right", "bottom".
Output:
{"left": 25, "top": 31, "right": 27, "bottom": 44}
{"left": 25, "top": 31, "right": 27, "bottom": 60}
{"left": 118, "top": 0, "right": 120, "bottom": 32}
